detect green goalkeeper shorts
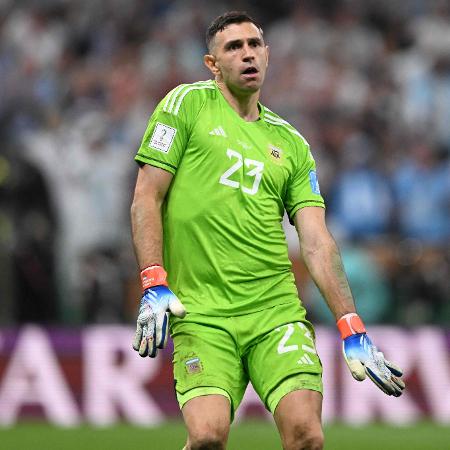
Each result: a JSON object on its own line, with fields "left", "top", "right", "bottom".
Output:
{"left": 170, "top": 301, "right": 323, "bottom": 419}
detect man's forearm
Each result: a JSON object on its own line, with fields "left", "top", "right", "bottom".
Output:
{"left": 130, "top": 196, "right": 164, "bottom": 270}
{"left": 301, "top": 234, "right": 356, "bottom": 320}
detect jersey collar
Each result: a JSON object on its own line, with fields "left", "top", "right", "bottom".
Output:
{"left": 213, "top": 80, "right": 266, "bottom": 122}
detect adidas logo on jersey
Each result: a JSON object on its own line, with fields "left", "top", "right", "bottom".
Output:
{"left": 297, "top": 354, "right": 314, "bottom": 365}
{"left": 209, "top": 126, "right": 227, "bottom": 137}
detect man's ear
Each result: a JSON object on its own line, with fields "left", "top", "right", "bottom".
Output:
{"left": 204, "top": 54, "right": 220, "bottom": 76}
{"left": 265, "top": 45, "right": 270, "bottom": 67}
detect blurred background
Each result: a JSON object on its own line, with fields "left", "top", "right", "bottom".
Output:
{"left": 0, "top": 0, "right": 449, "bottom": 449}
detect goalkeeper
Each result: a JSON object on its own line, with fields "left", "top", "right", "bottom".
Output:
{"left": 131, "top": 11, "right": 405, "bottom": 450}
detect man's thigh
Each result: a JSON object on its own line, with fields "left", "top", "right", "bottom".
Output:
{"left": 182, "top": 394, "right": 231, "bottom": 448}
{"left": 171, "top": 314, "right": 248, "bottom": 419}
{"left": 244, "top": 303, "right": 323, "bottom": 414}
{"left": 274, "top": 389, "right": 323, "bottom": 448}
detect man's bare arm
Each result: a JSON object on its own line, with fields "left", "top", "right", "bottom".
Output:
{"left": 295, "top": 207, "right": 405, "bottom": 395}
{"left": 130, "top": 164, "right": 173, "bottom": 270}
{"left": 130, "top": 164, "right": 185, "bottom": 358}
{"left": 294, "top": 207, "right": 355, "bottom": 320}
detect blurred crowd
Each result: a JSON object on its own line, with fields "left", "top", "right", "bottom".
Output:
{"left": 0, "top": 0, "right": 448, "bottom": 326}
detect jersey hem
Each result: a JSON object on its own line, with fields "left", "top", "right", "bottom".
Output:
{"left": 178, "top": 298, "right": 301, "bottom": 318}
{"left": 288, "top": 200, "right": 325, "bottom": 223}
{"left": 135, "top": 154, "right": 177, "bottom": 174}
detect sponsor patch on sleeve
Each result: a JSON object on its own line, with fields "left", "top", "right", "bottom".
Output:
{"left": 309, "top": 170, "right": 321, "bottom": 195}
{"left": 149, "top": 122, "right": 177, "bottom": 153}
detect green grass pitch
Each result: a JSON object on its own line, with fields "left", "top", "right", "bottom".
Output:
{"left": 1, "top": 421, "right": 449, "bottom": 450}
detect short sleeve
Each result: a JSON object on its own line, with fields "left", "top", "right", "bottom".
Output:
{"left": 284, "top": 140, "right": 325, "bottom": 222}
{"left": 135, "top": 84, "right": 203, "bottom": 174}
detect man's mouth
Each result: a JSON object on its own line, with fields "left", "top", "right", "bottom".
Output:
{"left": 241, "top": 67, "right": 259, "bottom": 75}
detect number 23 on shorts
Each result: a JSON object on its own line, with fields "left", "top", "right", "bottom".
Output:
{"left": 276, "top": 322, "right": 319, "bottom": 367}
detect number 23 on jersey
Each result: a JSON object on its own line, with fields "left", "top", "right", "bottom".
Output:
{"left": 219, "top": 148, "right": 264, "bottom": 195}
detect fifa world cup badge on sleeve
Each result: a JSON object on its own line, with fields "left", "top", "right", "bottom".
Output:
{"left": 149, "top": 122, "right": 177, "bottom": 153}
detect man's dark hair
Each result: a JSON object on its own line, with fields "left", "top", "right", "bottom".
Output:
{"left": 206, "top": 11, "right": 263, "bottom": 52}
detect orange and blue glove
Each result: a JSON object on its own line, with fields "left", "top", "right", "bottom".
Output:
{"left": 337, "top": 313, "right": 405, "bottom": 396}
{"left": 132, "top": 265, "right": 186, "bottom": 358}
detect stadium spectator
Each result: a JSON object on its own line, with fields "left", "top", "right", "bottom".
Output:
{"left": 0, "top": 140, "right": 58, "bottom": 323}
{"left": 392, "top": 139, "right": 450, "bottom": 243}
{"left": 327, "top": 131, "right": 394, "bottom": 241}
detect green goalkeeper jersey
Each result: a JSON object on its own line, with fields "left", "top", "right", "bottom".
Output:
{"left": 135, "top": 80, "right": 325, "bottom": 316}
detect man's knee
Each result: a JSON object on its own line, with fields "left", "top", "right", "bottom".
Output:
{"left": 188, "top": 429, "right": 227, "bottom": 450}
{"left": 284, "top": 423, "right": 324, "bottom": 450}
{"left": 187, "top": 422, "right": 228, "bottom": 450}
{"left": 189, "top": 437, "right": 225, "bottom": 450}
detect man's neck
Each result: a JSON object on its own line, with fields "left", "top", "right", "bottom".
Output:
{"left": 216, "top": 80, "right": 260, "bottom": 122}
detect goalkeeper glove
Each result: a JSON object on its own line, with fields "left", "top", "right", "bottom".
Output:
{"left": 337, "top": 313, "right": 405, "bottom": 397}
{"left": 132, "top": 265, "right": 186, "bottom": 358}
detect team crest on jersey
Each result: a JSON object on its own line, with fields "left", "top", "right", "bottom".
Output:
{"left": 269, "top": 144, "right": 284, "bottom": 165}
{"left": 184, "top": 354, "right": 203, "bottom": 374}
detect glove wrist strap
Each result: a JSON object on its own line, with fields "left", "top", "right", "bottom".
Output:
{"left": 337, "top": 313, "right": 366, "bottom": 339}
{"left": 140, "top": 265, "right": 168, "bottom": 290}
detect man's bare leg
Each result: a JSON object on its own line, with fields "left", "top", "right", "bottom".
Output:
{"left": 182, "top": 394, "right": 231, "bottom": 450}
{"left": 274, "top": 390, "right": 324, "bottom": 450}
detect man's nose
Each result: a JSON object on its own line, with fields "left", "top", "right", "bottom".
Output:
{"left": 242, "top": 44, "right": 255, "bottom": 61}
